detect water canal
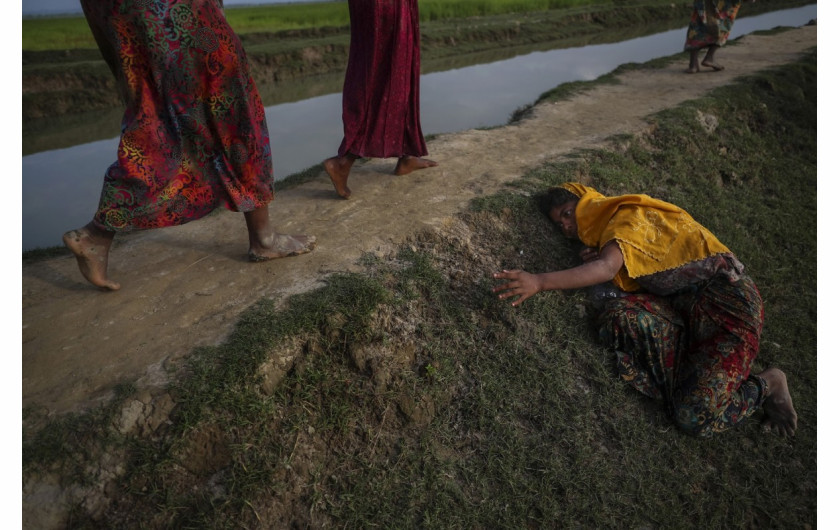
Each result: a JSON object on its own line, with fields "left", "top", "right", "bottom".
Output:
{"left": 22, "top": 5, "right": 817, "bottom": 250}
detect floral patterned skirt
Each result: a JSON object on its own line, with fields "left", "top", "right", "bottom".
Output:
{"left": 597, "top": 275, "right": 767, "bottom": 437}
{"left": 684, "top": 0, "right": 742, "bottom": 50}
{"left": 81, "top": 0, "right": 274, "bottom": 232}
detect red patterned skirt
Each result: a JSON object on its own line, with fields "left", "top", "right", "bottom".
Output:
{"left": 81, "top": 0, "right": 274, "bottom": 232}
{"left": 597, "top": 275, "right": 768, "bottom": 437}
{"left": 337, "top": 0, "right": 428, "bottom": 159}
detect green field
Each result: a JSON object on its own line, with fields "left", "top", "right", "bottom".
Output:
{"left": 225, "top": 0, "right": 596, "bottom": 32}
{"left": 21, "top": 0, "right": 704, "bottom": 50}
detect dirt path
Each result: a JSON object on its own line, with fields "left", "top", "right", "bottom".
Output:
{"left": 22, "top": 25, "right": 816, "bottom": 417}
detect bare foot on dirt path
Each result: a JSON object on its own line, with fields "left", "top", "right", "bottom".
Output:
{"left": 22, "top": 26, "right": 817, "bottom": 418}
{"left": 394, "top": 155, "right": 438, "bottom": 176}
{"left": 702, "top": 60, "right": 725, "bottom": 71}
{"left": 62, "top": 225, "right": 120, "bottom": 291}
{"left": 324, "top": 155, "right": 355, "bottom": 199}
{"left": 757, "top": 367, "right": 798, "bottom": 437}
{"left": 248, "top": 234, "right": 317, "bottom": 262}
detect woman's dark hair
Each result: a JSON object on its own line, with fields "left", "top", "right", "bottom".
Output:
{"left": 535, "top": 187, "right": 580, "bottom": 218}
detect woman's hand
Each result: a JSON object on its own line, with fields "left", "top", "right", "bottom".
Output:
{"left": 491, "top": 269, "right": 543, "bottom": 307}
{"left": 492, "top": 241, "right": 624, "bottom": 308}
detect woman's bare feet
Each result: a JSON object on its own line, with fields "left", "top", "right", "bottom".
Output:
{"left": 701, "top": 60, "right": 725, "bottom": 71}
{"left": 323, "top": 155, "right": 355, "bottom": 199}
{"left": 394, "top": 155, "right": 438, "bottom": 176}
{"left": 248, "top": 234, "right": 317, "bottom": 262}
{"left": 62, "top": 223, "right": 120, "bottom": 291}
{"left": 244, "top": 206, "right": 316, "bottom": 261}
{"left": 686, "top": 50, "right": 700, "bottom": 74}
{"left": 757, "top": 367, "right": 798, "bottom": 436}
{"left": 701, "top": 46, "right": 723, "bottom": 71}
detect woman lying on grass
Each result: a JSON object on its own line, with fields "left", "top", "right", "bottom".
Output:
{"left": 492, "top": 183, "right": 797, "bottom": 437}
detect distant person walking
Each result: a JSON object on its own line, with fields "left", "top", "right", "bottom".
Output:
{"left": 684, "top": 0, "right": 743, "bottom": 73}
{"left": 323, "top": 0, "right": 437, "bottom": 199}
{"left": 65, "top": 0, "right": 315, "bottom": 291}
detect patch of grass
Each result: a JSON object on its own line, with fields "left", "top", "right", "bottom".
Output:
{"left": 22, "top": 245, "right": 69, "bottom": 263}
{"left": 173, "top": 273, "right": 390, "bottom": 428}
{"left": 534, "top": 61, "right": 628, "bottom": 105}
{"left": 273, "top": 162, "right": 327, "bottom": 192}
{"left": 23, "top": 382, "right": 135, "bottom": 479}
{"left": 23, "top": 47, "right": 815, "bottom": 528}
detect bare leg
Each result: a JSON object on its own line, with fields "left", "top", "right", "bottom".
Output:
{"left": 757, "top": 367, "right": 798, "bottom": 436}
{"left": 686, "top": 49, "right": 700, "bottom": 73}
{"left": 394, "top": 155, "right": 438, "bottom": 176}
{"left": 244, "top": 206, "right": 316, "bottom": 262}
{"left": 701, "top": 45, "right": 724, "bottom": 71}
{"left": 323, "top": 154, "right": 356, "bottom": 199}
{"left": 62, "top": 222, "right": 120, "bottom": 291}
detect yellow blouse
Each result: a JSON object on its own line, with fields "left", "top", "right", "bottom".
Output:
{"left": 560, "top": 183, "right": 732, "bottom": 292}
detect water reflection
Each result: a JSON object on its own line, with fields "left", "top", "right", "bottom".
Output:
{"left": 22, "top": 5, "right": 816, "bottom": 250}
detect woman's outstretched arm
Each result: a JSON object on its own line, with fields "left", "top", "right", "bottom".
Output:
{"left": 492, "top": 241, "right": 624, "bottom": 307}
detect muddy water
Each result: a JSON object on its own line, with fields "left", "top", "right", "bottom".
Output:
{"left": 21, "top": 5, "right": 816, "bottom": 251}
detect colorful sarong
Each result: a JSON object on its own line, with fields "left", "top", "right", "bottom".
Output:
{"left": 684, "top": 0, "right": 742, "bottom": 50}
{"left": 597, "top": 275, "right": 767, "bottom": 437}
{"left": 337, "top": 0, "right": 428, "bottom": 159}
{"left": 81, "top": 0, "right": 274, "bottom": 232}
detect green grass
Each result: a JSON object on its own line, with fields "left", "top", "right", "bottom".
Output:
{"left": 17, "top": 1, "right": 612, "bottom": 51}
{"left": 22, "top": 16, "right": 96, "bottom": 51}
{"left": 418, "top": 0, "right": 593, "bottom": 20}
{"left": 22, "top": 245, "right": 69, "bottom": 264}
{"left": 219, "top": 0, "right": 595, "bottom": 34}
{"left": 23, "top": 46, "right": 816, "bottom": 529}
{"left": 22, "top": 0, "right": 809, "bottom": 51}
{"left": 19, "top": 0, "right": 609, "bottom": 51}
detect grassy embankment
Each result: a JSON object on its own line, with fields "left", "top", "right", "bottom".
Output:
{"left": 23, "top": 38, "right": 816, "bottom": 528}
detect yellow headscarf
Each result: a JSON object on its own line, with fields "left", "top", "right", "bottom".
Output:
{"left": 560, "top": 183, "right": 732, "bottom": 291}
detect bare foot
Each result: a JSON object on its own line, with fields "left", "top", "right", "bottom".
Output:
{"left": 701, "top": 60, "right": 725, "bottom": 71}
{"left": 394, "top": 155, "right": 438, "bottom": 176}
{"left": 757, "top": 367, "right": 798, "bottom": 436}
{"left": 62, "top": 225, "right": 120, "bottom": 291}
{"left": 323, "top": 156, "right": 353, "bottom": 199}
{"left": 248, "top": 234, "right": 317, "bottom": 262}
{"left": 685, "top": 66, "right": 700, "bottom": 74}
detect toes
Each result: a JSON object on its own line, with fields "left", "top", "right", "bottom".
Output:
{"left": 249, "top": 234, "right": 316, "bottom": 261}
{"left": 100, "top": 280, "right": 121, "bottom": 291}
{"left": 288, "top": 234, "right": 316, "bottom": 254}
{"left": 297, "top": 234, "right": 316, "bottom": 246}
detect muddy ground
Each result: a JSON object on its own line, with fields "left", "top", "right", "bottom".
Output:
{"left": 22, "top": 25, "right": 817, "bottom": 422}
